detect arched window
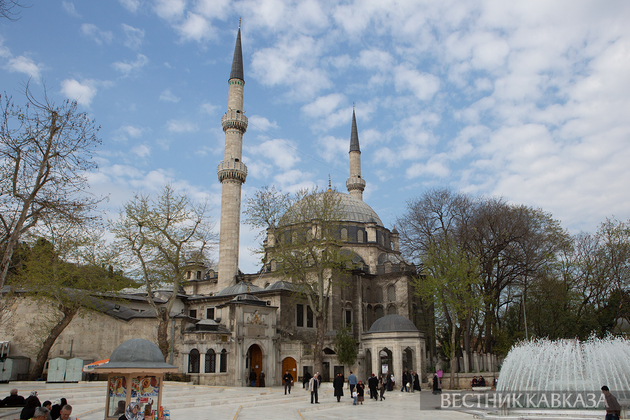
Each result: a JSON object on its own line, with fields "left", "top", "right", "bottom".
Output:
{"left": 188, "top": 349, "right": 200, "bottom": 373}
{"left": 341, "top": 228, "right": 348, "bottom": 241}
{"left": 186, "top": 271, "right": 191, "bottom": 279}
{"left": 387, "top": 285, "right": 396, "bottom": 302}
{"left": 387, "top": 305, "right": 397, "bottom": 316}
{"left": 205, "top": 349, "right": 216, "bottom": 373}
{"left": 197, "top": 270, "right": 201, "bottom": 279}
{"left": 375, "top": 306, "right": 384, "bottom": 320}
{"left": 220, "top": 349, "right": 227, "bottom": 372}
{"left": 374, "top": 287, "right": 383, "bottom": 303}
{"left": 357, "top": 229, "right": 364, "bottom": 243}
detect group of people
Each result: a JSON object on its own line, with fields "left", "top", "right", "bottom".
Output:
{"left": 471, "top": 375, "right": 487, "bottom": 388}
{"left": 248, "top": 369, "right": 266, "bottom": 387}
{"left": 330, "top": 370, "right": 422, "bottom": 405}
{"left": 0, "top": 390, "right": 75, "bottom": 420}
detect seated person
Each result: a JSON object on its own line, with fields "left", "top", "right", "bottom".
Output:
{"left": 0, "top": 389, "right": 25, "bottom": 407}
{"left": 471, "top": 376, "right": 478, "bottom": 388}
{"left": 479, "top": 376, "right": 486, "bottom": 387}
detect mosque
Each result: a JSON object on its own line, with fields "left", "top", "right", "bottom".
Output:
{"left": 0, "top": 26, "right": 434, "bottom": 387}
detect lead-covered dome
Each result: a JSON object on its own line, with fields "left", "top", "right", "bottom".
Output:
{"left": 367, "top": 315, "right": 418, "bottom": 333}
{"left": 282, "top": 191, "right": 383, "bottom": 227}
{"left": 102, "top": 338, "right": 176, "bottom": 369}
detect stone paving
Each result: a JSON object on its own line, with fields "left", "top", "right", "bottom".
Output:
{"left": 0, "top": 382, "right": 607, "bottom": 419}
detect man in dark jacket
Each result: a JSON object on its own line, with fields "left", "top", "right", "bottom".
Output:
{"left": 283, "top": 370, "right": 293, "bottom": 394}
{"left": 249, "top": 369, "right": 257, "bottom": 387}
{"left": 333, "top": 373, "right": 344, "bottom": 402}
{"left": 0, "top": 389, "right": 25, "bottom": 407}
{"left": 368, "top": 373, "right": 379, "bottom": 400}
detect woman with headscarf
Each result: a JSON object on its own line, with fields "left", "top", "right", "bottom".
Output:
{"left": 50, "top": 398, "right": 67, "bottom": 420}
{"left": 119, "top": 402, "right": 143, "bottom": 420}
{"left": 20, "top": 391, "right": 41, "bottom": 419}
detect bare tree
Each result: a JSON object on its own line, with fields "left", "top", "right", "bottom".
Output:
{"left": 111, "top": 185, "right": 216, "bottom": 359}
{"left": 245, "top": 186, "right": 354, "bottom": 374}
{"left": 0, "top": 0, "right": 26, "bottom": 21}
{"left": 0, "top": 88, "right": 101, "bottom": 290}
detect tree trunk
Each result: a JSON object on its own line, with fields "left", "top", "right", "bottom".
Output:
{"left": 449, "top": 318, "right": 456, "bottom": 389}
{"left": 157, "top": 309, "right": 169, "bottom": 361}
{"left": 314, "top": 313, "right": 325, "bottom": 376}
{"left": 30, "top": 305, "right": 78, "bottom": 380}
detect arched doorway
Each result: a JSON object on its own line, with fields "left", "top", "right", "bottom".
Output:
{"left": 282, "top": 357, "right": 297, "bottom": 385}
{"left": 379, "top": 348, "right": 393, "bottom": 375}
{"left": 247, "top": 344, "right": 263, "bottom": 386}
{"left": 402, "top": 347, "right": 413, "bottom": 372}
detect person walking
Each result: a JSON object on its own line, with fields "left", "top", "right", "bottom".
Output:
{"left": 283, "top": 370, "right": 293, "bottom": 394}
{"left": 601, "top": 385, "right": 621, "bottom": 420}
{"left": 432, "top": 373, "right": 442, "bottom": 394}
{"left": 259, "top": 371, "right": 266, "bottom": 387}
{"left": 356, "top": 381, "right": 365, "bottom": 405}
{"left": 309, "top": 373, "right": 320, "bottom": 404}
{"left": 401, "top": 370, "right": 409, "bottom": 392}
{"left": 249, "top": 369, "right": 257, "bottom": 387}
{"left": 413, "top": 371, "right": 421, "bottom": 392}
{"left": 368, "top": 373, "right": 378, "bottom": 400}
{"left": 303, "top": 371, "right": 312, "bottom": 389}
{"left": 379, "top": 375, "right": 386, "bottom": 401}
{"left": 333, "top": 373, "right": 344, "bottom": 402}
{"left": 348, "top": 371, "right": 357, "bottom": 394}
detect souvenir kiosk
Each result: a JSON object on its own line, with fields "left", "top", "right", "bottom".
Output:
{"left": 95, "top": 338, "right": 177, "bottom": 419}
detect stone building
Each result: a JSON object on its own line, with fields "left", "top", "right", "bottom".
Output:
{"left": 0, "top": 24, "right": 434, "bottom": 387}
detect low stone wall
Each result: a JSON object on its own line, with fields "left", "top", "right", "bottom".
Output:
{"left": 436, "top": 372, "right": 499, "bottom": 390}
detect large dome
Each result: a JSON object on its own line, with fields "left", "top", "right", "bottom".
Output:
{"left": 282, "top": 191, "right": 383, "bottom": 227}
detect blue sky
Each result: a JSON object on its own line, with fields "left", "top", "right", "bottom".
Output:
{"left": 2, "top": 1, "right": 630, "bottom": 273}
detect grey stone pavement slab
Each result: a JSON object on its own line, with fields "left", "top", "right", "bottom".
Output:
{"left": 0, "top": 382, "right": 606, "bottom": 419}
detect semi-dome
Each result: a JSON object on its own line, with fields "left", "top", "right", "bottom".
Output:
{"left": 282, "top": 191, "right": 383, "bottom": 227}
{"left": 102, "top": 338, "right": 175, "bottom": 369}
{"left": 367, "top": 315, "right": 418, "bottom": 333}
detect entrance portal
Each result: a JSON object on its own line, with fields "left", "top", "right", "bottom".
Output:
{"left": 282, "top": 357, "right": 297, "bottom": 385}
{"left": 247, "top": 344, "right": 263, "bottom": 386}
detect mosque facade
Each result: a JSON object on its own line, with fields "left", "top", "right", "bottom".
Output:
{"left": 0, "top": 26, "right": 434, "bottom": 387}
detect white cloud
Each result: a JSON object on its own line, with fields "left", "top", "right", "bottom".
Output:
{"left": 166, "top": 119, "right": 198, "bottom": 133}
{"left": 60, "top": 79, "right": 98, "bottom": 107}
{"left": 154, "top": 0, "right": 186, "bottom": 21}
{"left": 121, "top": 125, "right": 144, "bottom": 138}
{"left": 247, "top": 115, "right": 278, "bottom": 132}
{"left": 317, "top": 135, "right": 346, "bottom": 163}
{"left": 176, "top": 12, "right": 215, "bottom": 42}
{"left": 131, "top": 144, "right": 151, "bottom": 158}
{"left": 393, "top": 64, "right": 440, "bottom": 101}
{"left": 81, "top": 23, "right": 113, "bottom": 45}
{"left": 118, "top": 0, "right": 142, "bottom": 13}
{"left": 5, "top": 56, "right": 43, "bottom": 79}
{"left": 122, "top": 24, "right": 144, "bottom": 50}
{"left": 301, "top": 93, "right": 345, "bottom": 119}
{"left": 159, "top": 89, "right": 180, "bottom": 102}
{"left": 62, "top": 1, "right": 81, "bottom": 18}
{"left": 112, "top": 54, "right": 149, "bottom": 75}
{"left": 201, "top": 102, "right": 217, "bottom": 115}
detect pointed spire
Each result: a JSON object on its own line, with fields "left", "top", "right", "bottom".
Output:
{"left": 327, "top": 175, "right": 332, "bottom": 192}
{"left": 229, "top": 20, "right": 244, "bottom": 81}
{"left": 350, "top": 104, "right": 360, "bottom": 152}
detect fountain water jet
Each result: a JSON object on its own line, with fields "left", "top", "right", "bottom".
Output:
{"left": 497, "top": 336, "right": 630, "bottom": 392}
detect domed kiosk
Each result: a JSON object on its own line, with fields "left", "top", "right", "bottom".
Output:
{"left": 95, "top": 338, "right": 177, "bottom": 419}
{"left": 362, "top": 315, "right": 425, "bottom": 380}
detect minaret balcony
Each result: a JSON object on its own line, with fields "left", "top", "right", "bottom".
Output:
{"left": 217, "top": 160, "right": 248, "bottom": 183}
{"left": 346, "top": 177, "right": 366, "bottom": 191}
{"left": 222, "top": 110, "right": 248, "bottom": 133}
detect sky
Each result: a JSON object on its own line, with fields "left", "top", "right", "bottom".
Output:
{"left": 2, "top": 1, "right": 630, "bottom": 274}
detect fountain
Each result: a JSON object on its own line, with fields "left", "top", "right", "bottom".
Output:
{"left": 497, "top": 336, "right": 630, "bottom": 393}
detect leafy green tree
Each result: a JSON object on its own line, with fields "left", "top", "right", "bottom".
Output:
{"left": 334, "top": 324, "right": 357, "bottom": 367}
{"left": 111, "top": 185, "right": 216, "bottom": 359}
{"left": 6, "top": 217, "right": 130, "bottom": 379}
{"left": 414, "top": 236, "right": 480, "bottom": 388}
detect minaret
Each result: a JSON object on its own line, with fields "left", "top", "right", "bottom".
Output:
{"left": 217, "top": 20, "right": 248, "bottom": 290}
{"left": 346, "top": 104, "right": 366, "bottom": 200}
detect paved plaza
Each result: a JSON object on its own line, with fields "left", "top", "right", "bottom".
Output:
{"left": 0, "top": 382, "right": 607, "bottom": 420}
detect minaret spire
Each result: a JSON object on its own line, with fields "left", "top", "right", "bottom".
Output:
{"left": 346, "top": 105, "right": 366, "bottom": 200}
{"left": 217, "top": 21, "right": 248, "bottom": 290}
